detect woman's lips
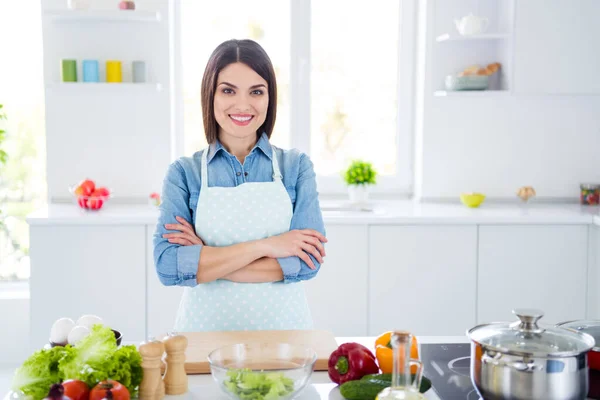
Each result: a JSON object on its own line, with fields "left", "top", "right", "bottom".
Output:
{"left": 230, "top": 114, "right": 254, "bottom": 126}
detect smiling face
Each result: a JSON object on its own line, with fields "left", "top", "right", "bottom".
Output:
{"left": 213, "top": 62, "right": 269, "bottom": 143}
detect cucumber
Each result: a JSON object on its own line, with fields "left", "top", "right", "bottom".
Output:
{"left": 360, "top": 374, "right": 432, "bottom": 394}
{"left": 339, "top": 380, "right": 388, "bottom": 400}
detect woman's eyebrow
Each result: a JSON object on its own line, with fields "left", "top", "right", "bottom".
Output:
{"left": 217, "top": 82, "right": 267, "bottom": 90}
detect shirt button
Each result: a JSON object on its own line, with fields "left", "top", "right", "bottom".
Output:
{"left": 236, "top": 172, "right": 241, "bottom": 176}
{"left": 244, "top": 172, "right": 248, "bottom": 176}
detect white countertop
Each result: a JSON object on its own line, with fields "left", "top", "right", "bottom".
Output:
{"left": 26, "top": 201, "right": 600, "bottom": 226}
{"left": 2, "top": 336, "right": 468, "bottom": 400}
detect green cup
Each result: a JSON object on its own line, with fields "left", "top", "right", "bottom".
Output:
{"left": 61, "top": 59, "right": 77, "bottom": 82}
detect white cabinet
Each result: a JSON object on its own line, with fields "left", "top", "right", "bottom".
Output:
{"left": 478, "top": 225, "right": 588, "bottom": 324}
{"left": 146, "top": 225, "right": 184, "bottom": 337}
{"left": 368, "top": 226, "right": 477, "bottom": 336}
{"left": 29, "top": 225, "right": 146, "bottom": 349}
{"left": 514, "top": 0, "right": 600, "bottom": 94}
{"left": 587, "top": 225, "right": 600, "bottom": 319}
{"left": 304, "top": 225, "right": 369, "bottom": 336}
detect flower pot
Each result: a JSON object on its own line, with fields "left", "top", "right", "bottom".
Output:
{"left": 348, "top": 184, "right": 370, "bottom": 205}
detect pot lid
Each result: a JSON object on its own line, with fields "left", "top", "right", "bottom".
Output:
{"left": 556, "top": 320, "right": 600, "bottom": 351}
{"left": 467, "top": 309, "right": 595, "bottom": 357}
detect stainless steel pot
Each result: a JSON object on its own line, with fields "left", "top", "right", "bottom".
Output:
{"left": 467, "top": 309, "right": 595, "bottom": 400}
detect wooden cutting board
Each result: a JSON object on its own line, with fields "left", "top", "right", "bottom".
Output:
{"left": 159, "top": 330, "right": 338, "bottom": 375}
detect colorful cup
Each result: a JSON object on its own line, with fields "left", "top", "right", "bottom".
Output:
{"left": 82, "top": 60, "right": 99, "bottom": 82}
{"left": 61, "top": 59, "right": 77, "bottom": 82}
{"left": 106, "top": 60, "right": 122, "bottom": 83}
{"left": 132, "top": 61, "right": 146, "bottom": 83}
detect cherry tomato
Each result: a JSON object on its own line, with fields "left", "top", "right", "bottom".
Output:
{"left": 90, "top": 380, "right": 129, "bottom": 400}
{"left": 62, "top": 380, "right": 89, "bottom": 400}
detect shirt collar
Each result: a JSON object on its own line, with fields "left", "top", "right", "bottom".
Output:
{"left": 207, "top": 132, "right": 272, "bottom": 164}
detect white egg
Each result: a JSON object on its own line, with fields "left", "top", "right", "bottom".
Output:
{"left": 67, "top": 325, "right": 90, "bottom": 345}
{"left": 76, "top": 314, "right": 103, "bottom": 329}
{"left": 50, "top": 317, "right": 75, "bottom": 344}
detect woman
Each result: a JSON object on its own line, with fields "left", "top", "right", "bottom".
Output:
{"left": 153, "top": 39, "right": 327, "bottom": 332}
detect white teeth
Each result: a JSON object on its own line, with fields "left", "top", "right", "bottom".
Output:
{"left": 230, "top": 115, "right": 252, "bottom": 122}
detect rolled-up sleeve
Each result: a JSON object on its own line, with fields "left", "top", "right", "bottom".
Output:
{"left": 153, "top": 161, "right": 202, "bottom": 287}
{"left": 277, "top": 154, "right": 326, "bottom": 283}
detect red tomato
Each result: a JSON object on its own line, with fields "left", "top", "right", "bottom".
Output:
{"left": 90, "top": 380, "right": 129, "bottom": 400}
{"left": 92, "top": 187, "right": 110, "bottom": 197}
{"left": 78, "top": 179, "right": 96, "bottom": 196}
{"left": 62, "top": 380, "right": 90, "bottom": 400}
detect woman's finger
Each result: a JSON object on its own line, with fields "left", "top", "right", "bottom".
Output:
{"left": 299, "top": 242, "right": 323, "bottom": 264}
{"left": 168, "top": 237, "right": 193, "bottom": 246}
{"left": 296, "top": 249, "right": 316, "bottom": 270}
{"left": 301, "top": 229, "right": 327, "bottom": 243}
{"left": 303, "top": 235, "right": 326, "bottom": 257}
{"left": 165, "top": 222, "right": 194, "bottom": 236}
{"left": 165, "top": 232, "right": 201, "bottom": 245}
{"left": 176, "top": 216, "right": 194, "bottom": 230}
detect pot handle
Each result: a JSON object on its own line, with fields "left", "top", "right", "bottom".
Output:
{"left": 482, "top": 352, "right": 544, "bottom": 372}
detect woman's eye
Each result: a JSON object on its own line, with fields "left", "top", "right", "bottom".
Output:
{"left": 252, "top": 90, "right": 264, "bottom": 95}
{"left": 222, "top": 88, "right": 234, "bottom": 94}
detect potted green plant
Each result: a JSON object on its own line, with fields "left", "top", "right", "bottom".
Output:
{"left": 343, "top": 160, "right": 377, "bottom": 204}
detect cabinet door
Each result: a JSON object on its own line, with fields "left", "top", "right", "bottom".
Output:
{"left": 146, "top": 225, "right": 184, "bottom": 338}
{"left": 478, "top": 225, "right": 588, "bottom": 324}
{"left": 369, "top": 226, "right": 477, "bottom": 336}
{"left": 304, "top": 225, "right": 369, "bottom": 336}
{"left": 514, "top": 0, "right": 600, "bottom": 94}
{"left": 589, "top": 225, "right": 600, "bottom": 319}
{"left": 29, "top": 226, "right": 146, "bottom": 349}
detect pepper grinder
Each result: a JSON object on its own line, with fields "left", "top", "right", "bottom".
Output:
{"left": 162, "top": 332, "right": 188, "bottom": 395}
{"left": 138, "top": 338, "right": 166, "bottom": 400}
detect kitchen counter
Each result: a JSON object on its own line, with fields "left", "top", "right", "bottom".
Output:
{"left": 26, "top": 201, "right": 600, "bottom": 226}
{"left": 2, "top": 336, "right": 468, "bottom": 400}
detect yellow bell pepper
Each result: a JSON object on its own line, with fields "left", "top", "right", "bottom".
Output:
{"left": 375, "top": 331, "right": 419, "bottom": 374}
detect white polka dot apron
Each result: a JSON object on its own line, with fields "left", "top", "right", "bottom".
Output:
{"left": 173, "top": 147, "right": 313, "bottom": 332}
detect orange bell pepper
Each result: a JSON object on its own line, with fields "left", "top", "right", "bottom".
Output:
{"left": 375, "top": 331, "right": 419, "bottom": 374}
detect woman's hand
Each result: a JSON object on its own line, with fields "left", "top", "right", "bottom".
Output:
{"left": 163, "top": 216, "right": 204, "bottom": 246}
{"left": 262, "top": 229, "right": 327, "bottom": 270}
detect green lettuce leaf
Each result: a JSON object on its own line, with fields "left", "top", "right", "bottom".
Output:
{"left": 11, "top": 346, "right": 74, "bottom": 400}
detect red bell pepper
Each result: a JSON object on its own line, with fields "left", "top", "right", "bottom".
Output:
{"left": 328, "top": 342, "right": 379, "bottom": 384}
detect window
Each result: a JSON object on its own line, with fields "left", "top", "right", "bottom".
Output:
{"left": 310, "top": 1, "right": 400, "bottom": 178}
{"left": 0, "top": 0, "right": 47, "bottom": 281}
{"left": 180, "top": 0, "right": 291, "bottom": 156}
{"left": 178, "top": 1, "right": 415, "bottom": 193}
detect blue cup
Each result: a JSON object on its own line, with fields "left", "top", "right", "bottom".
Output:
{"left": 82, "top": 60, "right": 99, "bottom": 82}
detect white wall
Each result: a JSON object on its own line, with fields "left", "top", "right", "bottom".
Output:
{"left": 418, "top": 0, "right": 600, "bottom": 200}
{"left": 0, "top": 295, "right": 30, "bottom": 367}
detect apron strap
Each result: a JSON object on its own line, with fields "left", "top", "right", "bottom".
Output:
{"left": 271, "top": 148, "right": 283, "bottom": 181}
{"left": 201, "top": 148, "right": 208, "bottom": 189}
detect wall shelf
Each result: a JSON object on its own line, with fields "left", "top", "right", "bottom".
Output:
{"left": 46, "top": 82, "right": 163, "bottom": 92}
{"left": 44, "top": 10, "right": 161, "bottom": 23}
{"left": 434, "top": 90, "right": 511, "bottom": 97}
{"left": 436, "top": 33, "right": 511, "bottom": 42}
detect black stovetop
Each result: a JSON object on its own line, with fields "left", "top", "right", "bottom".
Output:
{"left": 421, "top": 343, "right": 480, "bottom": 400}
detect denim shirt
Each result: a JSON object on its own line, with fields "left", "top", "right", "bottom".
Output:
{"left": 153, "top": 133, "right": 326, "bottom": 287}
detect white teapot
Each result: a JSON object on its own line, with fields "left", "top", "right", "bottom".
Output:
{"left": 455, "top": 13, "right": 489, "bottom": 35}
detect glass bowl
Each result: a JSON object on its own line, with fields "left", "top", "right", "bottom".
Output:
{"left": 208, "top": 343, "right": 317, "bottom": 400}
{"left": 69, "top": 185, "right": 112, "bottom": 211}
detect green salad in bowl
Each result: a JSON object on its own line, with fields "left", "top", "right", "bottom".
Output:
{"left": 208, "top": 343, "right": 317, "bottom": 400}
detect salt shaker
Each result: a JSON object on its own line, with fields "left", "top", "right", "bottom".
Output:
{"left": 162, "top": 332, "right": 188, "bottom": 395}
{"left": 138, "top": 338, "right": 166, "bottom": 400}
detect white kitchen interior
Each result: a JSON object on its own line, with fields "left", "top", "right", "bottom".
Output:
{"left": 2, "top": 0, "right": 600, "bottom": 399}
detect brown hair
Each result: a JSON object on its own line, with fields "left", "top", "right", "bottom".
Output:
{"left": 201, "top": 39, "right": 278, "bottom": 144}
